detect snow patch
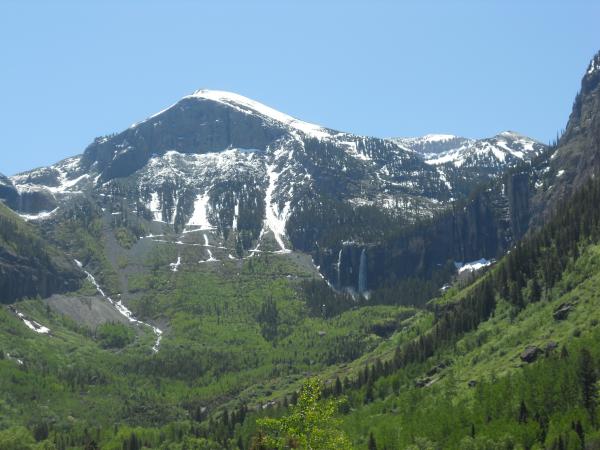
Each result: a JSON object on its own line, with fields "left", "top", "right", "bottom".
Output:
{"left": 169, "top": 256, "right": 181, "bottom": 272}
{"left": 419, "top": 134, "right": 457, "bottom": 143}
{"left": 588, "top": 56, "right": 600, "bottom": 76}
{"left": 232, "top": 199, "right": 240, "bottom": 231}
{"left": 455, "top": 258, "right": 493, "bottom": 274}
{"left": 187, "top": 193, "right": 214, "bottom": 229}
{"left": 14, "top": 310, "right": 50, "bottom": 334}
{"left": 18, "top": 207, "right": 59, "bottom": 221}
{"left": 148, "top": 192, "right": 165, "bottom": 222}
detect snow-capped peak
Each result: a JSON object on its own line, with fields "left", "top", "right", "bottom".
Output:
{"left": 419, "top": 134, "right": 458, "bottom": 143}
{"left": 421, "top": 131, "right": 544, "bottom": 168}
{"left": 389, "top": 134, "right": 474, "bottom": 156}
{"left": 187, "top": 89, "right": 331, "bottom": 139}
{"left": 496, "top": 130, "right": 533, "bottom": 140}
{"left": 587, "top": 53, "right": 600, "bottom": 76}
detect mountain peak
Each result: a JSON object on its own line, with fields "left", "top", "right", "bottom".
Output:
{"left": 495, "top": 130, "right": 539, "bottom": 142}
{"left": 586, "top": 51, "right": 600, "bottom": 77}
{"left": 420, "top": 134, "right": 460, "bottom": 143}
{"left": 185, "top": 89, "right": 331, "bottom": 139}
{"left": 390, "top": 134, "right": 473, "bottom": 156}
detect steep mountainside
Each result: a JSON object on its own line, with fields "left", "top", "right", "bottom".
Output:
{"left": 530, "top": 51, "right": 600, "bottom": 222}
{"left": 0, "top": 202, "right": 82, "bottom": 302}
{"left": 327, "top": 172, "right": 600, "bottom": 449}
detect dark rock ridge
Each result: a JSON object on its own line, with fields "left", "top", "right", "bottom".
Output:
{"left": 0, "top": 203, "right": 83, "bottom": 303}
{"left": 530, "top": 50, "right": 600, "bottom": 223}
{"left": 0, "top": 174, "right": 19, "bottom": 209}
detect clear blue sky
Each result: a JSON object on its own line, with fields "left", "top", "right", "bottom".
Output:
{"left": 1, "top": 0, "right": 599, "bottom": 175}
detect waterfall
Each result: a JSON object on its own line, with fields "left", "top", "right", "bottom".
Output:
{"left": 336, "top": 248, "right": 343, "bottom": 288}
{"left": 358, "top": 248, "right": 368, "bottom": 294}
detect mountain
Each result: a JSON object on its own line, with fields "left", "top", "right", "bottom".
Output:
{"left": 315, "top": 155, "right": 600, "bottom": 449}
{"left": 393, "top": 131, "right": 544, "bottom": 166}
{"left": 2, "top": 90, "right": 544, "bottom": 295}
{"left": 246, "top": 51, "right": 600, "bottom": 450}
{"left": 392, "top": 131, "right": 546, "bottom": 196}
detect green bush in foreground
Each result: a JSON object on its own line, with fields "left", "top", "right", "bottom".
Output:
{"left": 254, "top": 377, "right": 352, "bottom": 450}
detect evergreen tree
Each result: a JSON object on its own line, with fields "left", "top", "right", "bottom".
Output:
{"left": 579, "top": 348, "right": 597, "bottom": 423}
{"left": 529, "top": 277, "right": 542, "bottom": 303}
{"left": 368, "top": 431, "right": 377, "bottom": 450}
{"left": 518, "top": 400, "right": 528, "bottom": 423}
{"left": 334, "top": 376, "right": 343, "bottom": 396}
{"left": 364, "top": 379, "right": 374, "bottom": 404}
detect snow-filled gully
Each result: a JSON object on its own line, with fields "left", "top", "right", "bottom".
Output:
{"left": 263, "top": 163, "right": 291, "bottom": 253}
{"left": 74, "top": 259, "right": 163, "bottom": 353}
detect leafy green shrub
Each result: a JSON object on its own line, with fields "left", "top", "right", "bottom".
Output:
{"left": 96, "top": 322, "right": 135, "bottom": 349}
{"left": 115, "top": 226, "right": 137, "bottom": 249}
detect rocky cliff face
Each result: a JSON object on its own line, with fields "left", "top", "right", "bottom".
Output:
{"left": 0, "top": 203, "right": 83, "bottom": 302}
{"left": 81, "top": 94, "right": 287, "bottom": 181}
{"left": 0, "top": 174, "right": 19, "bottom": 210}
{"left": 530, "top": 51, "right": 600, "bottom": 222}
{"left": 0, "top": 173, "right": 57, "bottom": 214}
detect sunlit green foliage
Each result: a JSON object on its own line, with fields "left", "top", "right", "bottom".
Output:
{"left": 255, "top": 378, "right": 352, "bottom": 450}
